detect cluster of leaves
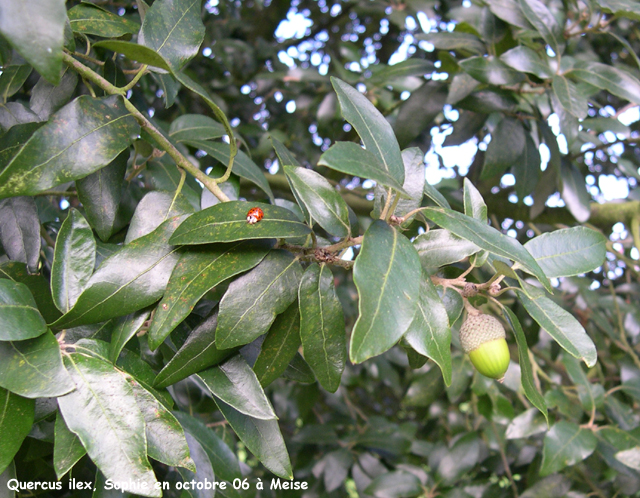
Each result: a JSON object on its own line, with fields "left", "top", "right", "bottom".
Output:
{"left": 1, "top": 0, "right": 640, "bottom": 497}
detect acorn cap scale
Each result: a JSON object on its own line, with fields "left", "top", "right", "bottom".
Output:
{"left": 459, "top": 313, "right": 510, "bottom": 380}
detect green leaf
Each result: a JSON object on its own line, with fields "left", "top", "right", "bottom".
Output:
{"left": 540, "top": 421, "right": 597, "bottom": 475}
{"left": 0, "top": 388, "right": 34, "bottom": 475}
{"left": 597, "top": 0, "right": 640, "bottom": 20}
{"left": 67, "top": 3, "right": 140, "bottom": 37}
{"left": 513, "top": 134, "right": 541, "bottom": 200}
{"left": 506, "top": 408, "right": 548, "bottom": 439}
{"left": 369, "top": 59, "right": 435, "bottom": 84}
{"left": 284, "top": 164, "right": 350, "bottom": 237}
{"left": 0, "top": 330, "right": 74, "bottom": 397}
{"left": 499, "top": 46, "right": 552, "bottom": 79}
{"left": 139, "top": 0, "right": 205, "bottom": 72}
{"left": 563, "top": 354, "right": 603, "bottom": 414}
{"left": 519, "top": 0, "right": 564, "bottom": 55}
{"left": 502, "top": 307, "right": 548, "bottom": 423}
{"left": 570, "top": 61, "right": 640, "bottom": 105}
{"left": 404, "top": 274, "right": 452, "bottom": 386}
{"left": 216, "top": 250, "right": 303, "bottom": 349}
{"left": 331, "top": 77, "right": 405, "bottom": 183}
{"left": 76, "top": 150, "right": 128, "bottom": 242}
{"left": 92, "top": 40, "right": 171, "bottom": 71}
{"left": 53, "top": 411, "right": 86, "bottom": 479}
{"left": 459, "top": 56, "right": 525, "bottom": 86}
{"left": 109, "top": 309, "right": 150, "bottom": 363}
{"left": 198, "top": 355, "right": 276, "bottom": 420}
{"left": 0, "top": 0, "right": 65, "bottom": 84}
{"left": 414, "top": 229, "right": 479, "bottom": 269}
{"left": 283, "top": 353, "right": 316, "bottom": 384}
{"left": 215, "top": 398, "right": 293, "bottom": 480}
{"left": 423, "top": 182, "right": 451, "bottom": 209}
{"left": 560, "top": 161, "right": 591, "bottom": 223}
{"left": 51, "top": 209, "right": 96, "bottom": 314}
{"left": 418, "top": 32, "right": 485, "bottom": 55}
{"left": 148, "top": 241, "right": 270, "bottom": 350}
{"left": 170, "top": 201, "right": 309, "bottom": 245}
{"left": 298, "top": 264, "right": 346, "bottom": 393}
{"left": 128, "top": 378, "right": 195, "bottom": 471}
{"left": 169, "top": 115, "right": 226, "bottom": 142}
{"left": 0, "top": 96, "right": 139, "bottom": 198}
{"left": 364, "top": 470, "right": 423, "bottom": 498}
{"left": 51, "top": 217, "right": 183, "bottom": 329}
{"left": 481, "top": 117, "right": 525, "bottom": 180}
{"left": 0, "top": 279, "right": 47, "bottom": 340}
{"left": 0, "top": 102, "right": 40, "bottom": 131}
{"left": 437, "top": 433, "right": 481, "bottom": 486}
{"left": 126, "top": 190, "right": 195, "bottom": 244}
{"left": 0, "top": 196, "right": 40, "bottom": 273}
{"left": 350, "top": 221, "right": 421, "bottom": 363}
{"left": 0, "top": 65, "right": 33, "bottom": 101}
{"left": 519, "top": 293, "right": 597, "bottom": 367}
{"left": 173, "top": 412, "right": 242, "bottom": 482}
{"left": 463, "top": 178, "right": 488, "bottom": 266}
{"left": 394, "top": 83, "right": 448, "bottom": 148}
{"left": 421, "top": 207, "right": 552, "bottom": 292}
{"left": 520, "top": 476, "right": 572, "bottom": 498}
{"left": 524, "top": 227, "right": 607, "bottom": 278}
{"left": 317, "top": 142, "right": 407, "bottom": 193}
{"left": 253, "top": 302, "right": 301, "bottom": 387}
{"left": 183, "top": 140, "right": 274, "bottom": 201}
{"left": 29, "top": 69, "right": 78, "bottom": 121}
{"left": 393, "top": 148, "right": 425, "bottom": 222}
{"left": 552, "top": 75, "right": 588, "bottom": 119}
{"left": 153, "top": 312, "right": 235, "bottom": 388}
{"left": 486, "top": 0, "right": 532, "bottom": 28}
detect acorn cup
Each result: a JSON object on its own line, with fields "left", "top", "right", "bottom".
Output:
{"left": 459, "top": 312, "right": 510, "bottom": 381}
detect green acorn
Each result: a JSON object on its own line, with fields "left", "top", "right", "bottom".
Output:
{"left": 459, "top": 313, "right": 510, "bottom": 380}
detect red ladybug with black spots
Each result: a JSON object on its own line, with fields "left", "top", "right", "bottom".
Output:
{"left": 246, "top": 207, "right": 264, "bottom": 224}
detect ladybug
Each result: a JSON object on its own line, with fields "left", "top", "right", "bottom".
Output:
{"left": 246, "top": 207, "right": 264, "bottom": 224}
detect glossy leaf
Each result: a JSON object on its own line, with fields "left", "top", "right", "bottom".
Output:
{"left": 463, "top": 178, "right": 488, "bottom": 266}
{"left": 0, "top": 388, "right": 34, "bottom": 475}
{"left": 519, "top": 293, "right": 597, "bottom": 367}
{"left": 560, "top": 161, "right": 591, "bottom": 223}
{"left": 148, "top": 241, "right": 270, "bottom": 350}
{"left": 524, "top": 227, "right": 607, "bottom": 278}
{"left": 394, "top": 83, "right": 448, "bottom": 148}
{"left": 198, "top": 355, "right": 276, "bottom": 420}
{"left": 502, "top": 307, "right": 548, "bottom": 423}
{"left": 414, "top": 229, "right": 479, "bottom": 269}
{"left": 176, "top": 433, "right": 215, "bottom": 498}
{"left": 184, "top": 140, "right": 274, "bottom": 201}
{"left": 253, "top": 303, "right": 301, "bottom": 387}
{"left": 570, "top": 61, "right": 640, "bottom": 105}
{"left": 597, "top": 0, "right": 640, "bottom": 20}
{"left": 299, "top": 264, "right": 346, "bottom": 393}
{"left": 173, "top": 411, "right": 242, "bottom": 482}
{"left": 404, "top": 274, "right": 451, "bottom": 385}
{"left": 0, "top": 65, "right": 32, "bottom": 101}
{"left": 216, "top": 250, "right": 303, "bottom": 349}
{"left": 364, "top": 470, "right": 423, "bottom": 498}
{"left": 284, "top": 164, "right": 350, "bottom": 237}
{"left": 499, "top": 46, "right": 552, "bottom": 78}
{"left": 58, "top": 353, "right": 160, "bottom": 496}
{"left": 109, "top": 309, "right": 150, "bottom": 363}
{"left": 53, "top": 411, "right": 86, "bottom": 479}
{"left": 459, "top": 56, "right": 525, "bottom": 86}
{"left": 317, "top": 142, "right": 407, "bottom": 193}
{"left": 126, "top": 190, "right": 195, "bottom": 244}
{"left": 0, "top": 279, "right": 47, "bottom": 340}
{"left": 552, "top": 75, "right": 588, "bottom": 119}
{"left": 0, "top": 330, "right": 74, "bottom": 397}
{"left": 128, "top": 379, "right": 195, "bottom": 471}
{"left": 514, "top": 134, "right": 541, "bottom": 200}
{"left": 437, "top": 433, "right": 481, "bottom": 486}
{"left": 51, "top": 208, "right": 96, "bottom": 313}
{"left": 519, "top": 0, "right": 564, "bottom": 55}
{"left": 215, "top": 398, "right": 293, "bottom": 480}
{"left": 563, "top": 354, "right": 603, "bottom": 414}
{"left": 0, "top": 196, "right": 40, "bottom": 273}
{"left": 139, "top": 0, "right": 205, "bottom": 72}
{"left": 170, "top": 202, "right": 309, "bottom": 245}
{"left": 76, "top": 150, "right": 128, "bottom": 242}
{"left": 421, "top": 207, "right": 552, "bottom": 292}
{"left": 92, "top": 40, "right": 171, "bottom": 71}
{"left": 0, "top": 96, "right": 139, "bottom": 198}
{"left": 481, "top": 117, "right": 525, "bottom": 180}
{"left": 153, "top": 312, "right": 235, "bottom": 388}
{"left": 331, "top": 77, "right": 405, "bottom": 183}
{"left": 350, "top": 221, "right": 421, "bottom": 363}
{"left": 51, "top": 217, "right": 183, "bottom": 329}
{"left": 67, "top": 3, "right": 140, "bottom": 37}
{"left": 423, "top": 182, "right": 451, "bottom": 209}
{"left": 506, "top": 408, "right": 548, "bottom": 440}
{"left": 0, "top": 0, "right": 65, "bottom": 84}
{"left": 540, "top": 421, "right": 597, "bottom": 475}
{"left": 392, "top": 148, "right": 425, "bottom": 223}
{"left": 369, "top": 59, "right": 435, "bottom": 83}
{"left": 29, "top": 69, "right": 78, "bottom": 121}
{"left": 169, "top": 114, "right": 226, "bottom": 142}
{"left": 418, "top": 32, "right": 485, "bottom": 54}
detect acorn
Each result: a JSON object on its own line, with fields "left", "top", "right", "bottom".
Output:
{"left": 459, "top": 313, "right": 510, "bottom": 380}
